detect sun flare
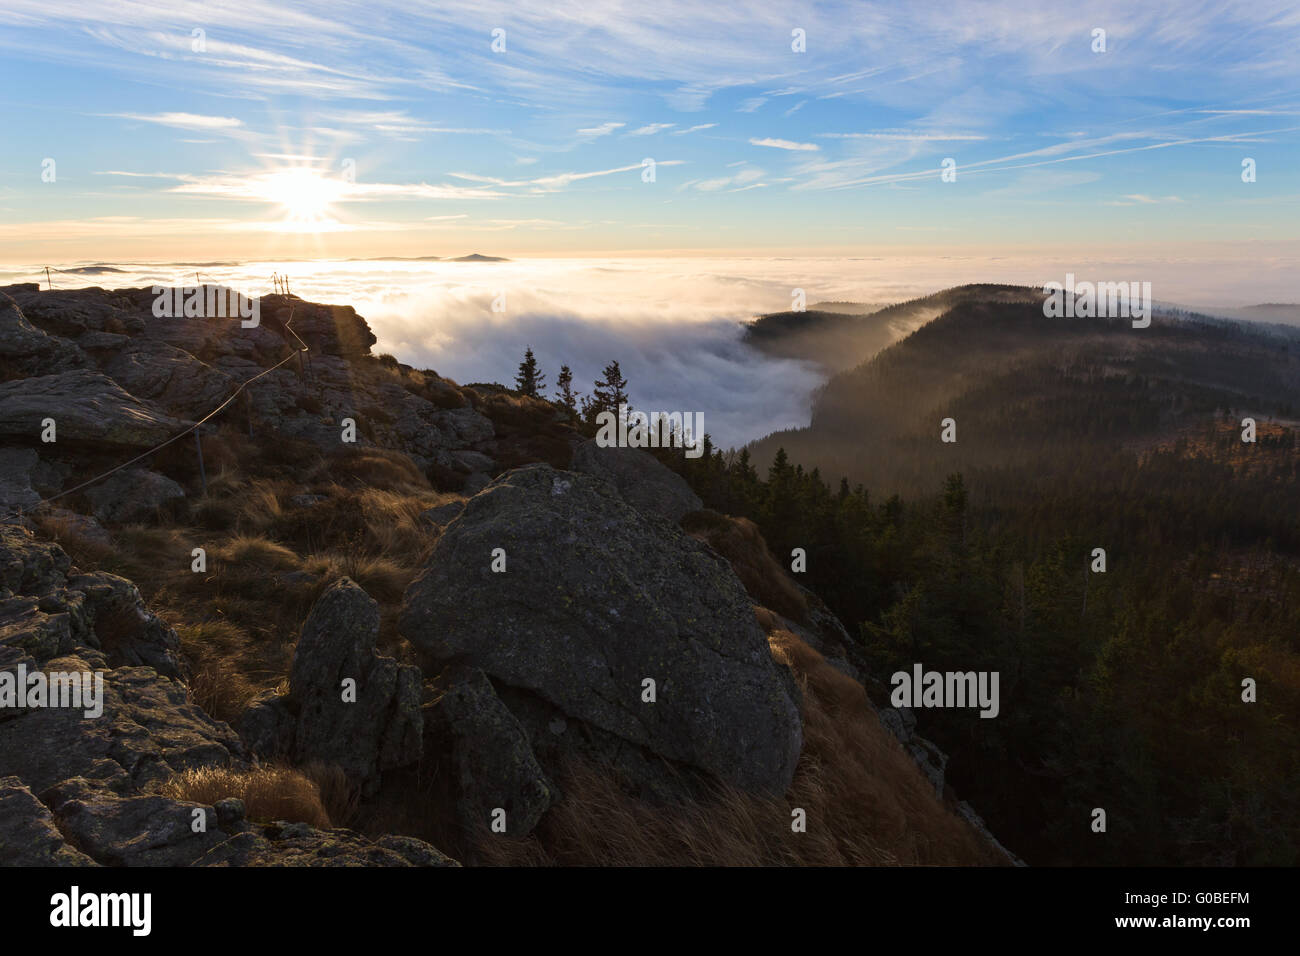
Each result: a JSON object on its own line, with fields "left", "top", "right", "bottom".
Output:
{"left": 258, "top": 168, "right": 347, "bottom": 230}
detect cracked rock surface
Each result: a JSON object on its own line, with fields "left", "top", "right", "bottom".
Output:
{"left": 401, "top": 463, "right": 803, "bottom": 796}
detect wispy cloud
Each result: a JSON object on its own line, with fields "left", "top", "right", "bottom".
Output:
{"left": 627, "top": 123, "right": 676, "bottom": 136}
{"left": 6, "top": 0, "right": 1300, "bottom": 258}
{"left": 577, "top": 122, "right": 624, "bottom": 138}
{"left": 528, "top": 161, "right": 683, "bottom": 191}
{"left": 820, "top": 130, "right": 988, "bottom": 141}
{"left": 681, "top": 165, "right": 764, "bottom": 192}
{"left": 750, "top": 137, "right": 819, "bottom": 152}
{"left": 158, "top": 170, "right": 508, "bottom": 203}
{"left": 1107, "top": 194, "right": 1187, "bottom": 206}
{"left": 102, "top": 112, "right": 243, "bottom": 130}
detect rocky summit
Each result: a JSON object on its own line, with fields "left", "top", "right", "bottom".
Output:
{"left": 0, "top": 283, "right": 1014, "bottom": 867}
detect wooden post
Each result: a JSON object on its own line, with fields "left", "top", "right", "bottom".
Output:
{"left": 45, "top": 266, "right": 52, "bottom": 290}
{"left": 194, "top": 429, "right": 207, "bottom": 496}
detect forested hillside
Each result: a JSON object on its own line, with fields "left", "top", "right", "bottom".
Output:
{"left": 666, "top": 288, "right": 1300, "bottom": 865}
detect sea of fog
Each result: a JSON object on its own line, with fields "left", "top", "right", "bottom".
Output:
{"left": 3, "top": 255, "right": 1297, "bottom": 448}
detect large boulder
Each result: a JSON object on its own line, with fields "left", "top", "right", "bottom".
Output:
{"left": 426, "top": 665, "right": 556, "bottom": 838}
{"left": 43, "top": 779, "right": 241, "bottom": 866}
{"left": 570, "top": 440, "right": 702, "bottom": 523}
{"left": 400, "top": 464, "right": 802, "bottom": 795}
{"left": 241, "top": 579, "right": 423, "bottom": 796}
{"left": 0, "top": 370, "right": 189, "bottom": 448}
{"left": 85, "top": 468, "right": 185, "bottom": 524}
{"left": 1, "top": 285, "right": 144, "bottom": 338}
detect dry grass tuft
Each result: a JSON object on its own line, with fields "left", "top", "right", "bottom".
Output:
{"left": 328, "top": 447, "right": 428, "bottom": 492}
{"left": 682, "top": 511, "right": 809, "bottom": 621}
{"left": 212, "top": 533, "right": 301, "bottom": 571}
{"left": 176, "top": 619, "right": 288, "bottom": 723}
{"left": 478, "top": 629, "right": 1005, "bottom": 867}
{"left": 159, "top": 765, "right": 333, "bottom": 829}
{"left": 299, "top": 552, "right": 412, "bottom": 604}
{"left": 30, "top": 510, "right": 117, "bottom": 565}
{"left": 233, "top": 479, "right": 287, "bottom": 533}
{"left": 301, "top": 762, "right": 362, "bottom": 829}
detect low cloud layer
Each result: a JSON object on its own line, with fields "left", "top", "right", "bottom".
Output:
{"left": 10, "top": 255, "right": 1298, "bottom": 448}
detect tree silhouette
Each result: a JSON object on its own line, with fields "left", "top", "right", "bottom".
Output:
{"left": 514, "top": 347, "right": 546, "bottom": 398}
{"left": 584, "top": 359, "right": 629, "bottom": 422}
{"left": 555, "top": 364, "right": 578, "bottom": 412}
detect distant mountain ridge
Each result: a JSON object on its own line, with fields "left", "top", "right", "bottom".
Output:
{"left": 748, "top": 283, "right": 1300, "bottom": 489}
{"left": 744, "top": 284, "right": 1044, "bottom": 372}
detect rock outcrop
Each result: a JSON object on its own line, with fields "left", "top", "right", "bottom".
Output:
{"left": 0, "top": 369, "right": 190, "bottom": 449}
{"left": 239, "top": 579, "right": 423, "bottom": 796}
{"left": 0, "top": 284, "right": 499, "bottom": 485}
{"left": 0, "top": 295, "right": 86, "bottom": 376}
{"left": 0, "top": 281, "right": 1017, "bottom": 866}
{"left": 85, "top": 468, "right": 185, "bottom": 524}
{"left": 401, "top": 464, "right": 803, "bottom": 796}
{"left": 426, "top": 665, "right": 556, "bottom": 837}
{"left": 0, "top": 525, "right": 457, "bottom": 866}
{"left": 0, "top": 448, "right": 41, "bottom": 513}
{"left": 570, "top": 440, "right": 702, "bottom": 523}
{"left": 39, "top": 777, "right": 457, "bottom": 867}
{"left": 0, "top": 776, "right": 97, "bottom": 865}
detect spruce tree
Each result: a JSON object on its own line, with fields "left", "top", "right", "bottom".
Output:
{"left": 514, "top": 347, "right": 546, "bottom": 398}
{"left": 555, "top": 364, "right": 578, "bottom": 412}
{"left": 587, "top": 359, "right": 629, "bottom": 422}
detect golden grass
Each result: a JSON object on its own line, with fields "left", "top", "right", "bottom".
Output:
{"left": 328, "top": 447, "right": 428, "bottom": 492}
{"left": 358, "top": 486, "right": 438, "bottom": 542}
{"left": 299, "top": 552, "right": 412, "bottom": 604}
{"left": 477, "top": 627, "right": 1005, "bottom": 867}
{"left": 205, "top": 465, "right": 245, "bottom": 499}
{"left": 176, "top": 619, "right": 292, "bottom": 723}
{"left": 234, "top": 479, "right": 286, "bottom": 532}
{"left": 683, "top": 511, "right": 809, "bottom": 622}
{"left": 212, "top": 533, "right": 301, "bottom": 571}
{"left": 29, "top": 509, "right": 117, "bottom": 565}
{"left": 159, "top": 765, "right": 333, "bottom": 829}
{"left": 301, "top": 762, "right": 362, "bottom": 829}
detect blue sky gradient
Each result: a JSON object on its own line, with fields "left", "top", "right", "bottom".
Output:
{"left": 2, "top": 0, "right": 1298, "bottom": 260}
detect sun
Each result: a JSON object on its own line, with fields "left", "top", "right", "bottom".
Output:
{"left": 258, "top": 168, "right": 347, "bottom": 230}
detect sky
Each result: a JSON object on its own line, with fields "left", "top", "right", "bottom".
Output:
{"left": 2, "top": 0, "right": 1299, "bottom": 263}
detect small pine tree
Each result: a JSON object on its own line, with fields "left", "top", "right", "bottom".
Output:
{"left": 515, "top": 347, "right": 546, "bottom": 398}
{"left": 587, "top": 360, "right": 629, "bottom": 422}
{"left": 768, "top": 447, "right": 791, "bottom": 484}
{"left": 555, "top": 364, "right": 578, "bottom": 413}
